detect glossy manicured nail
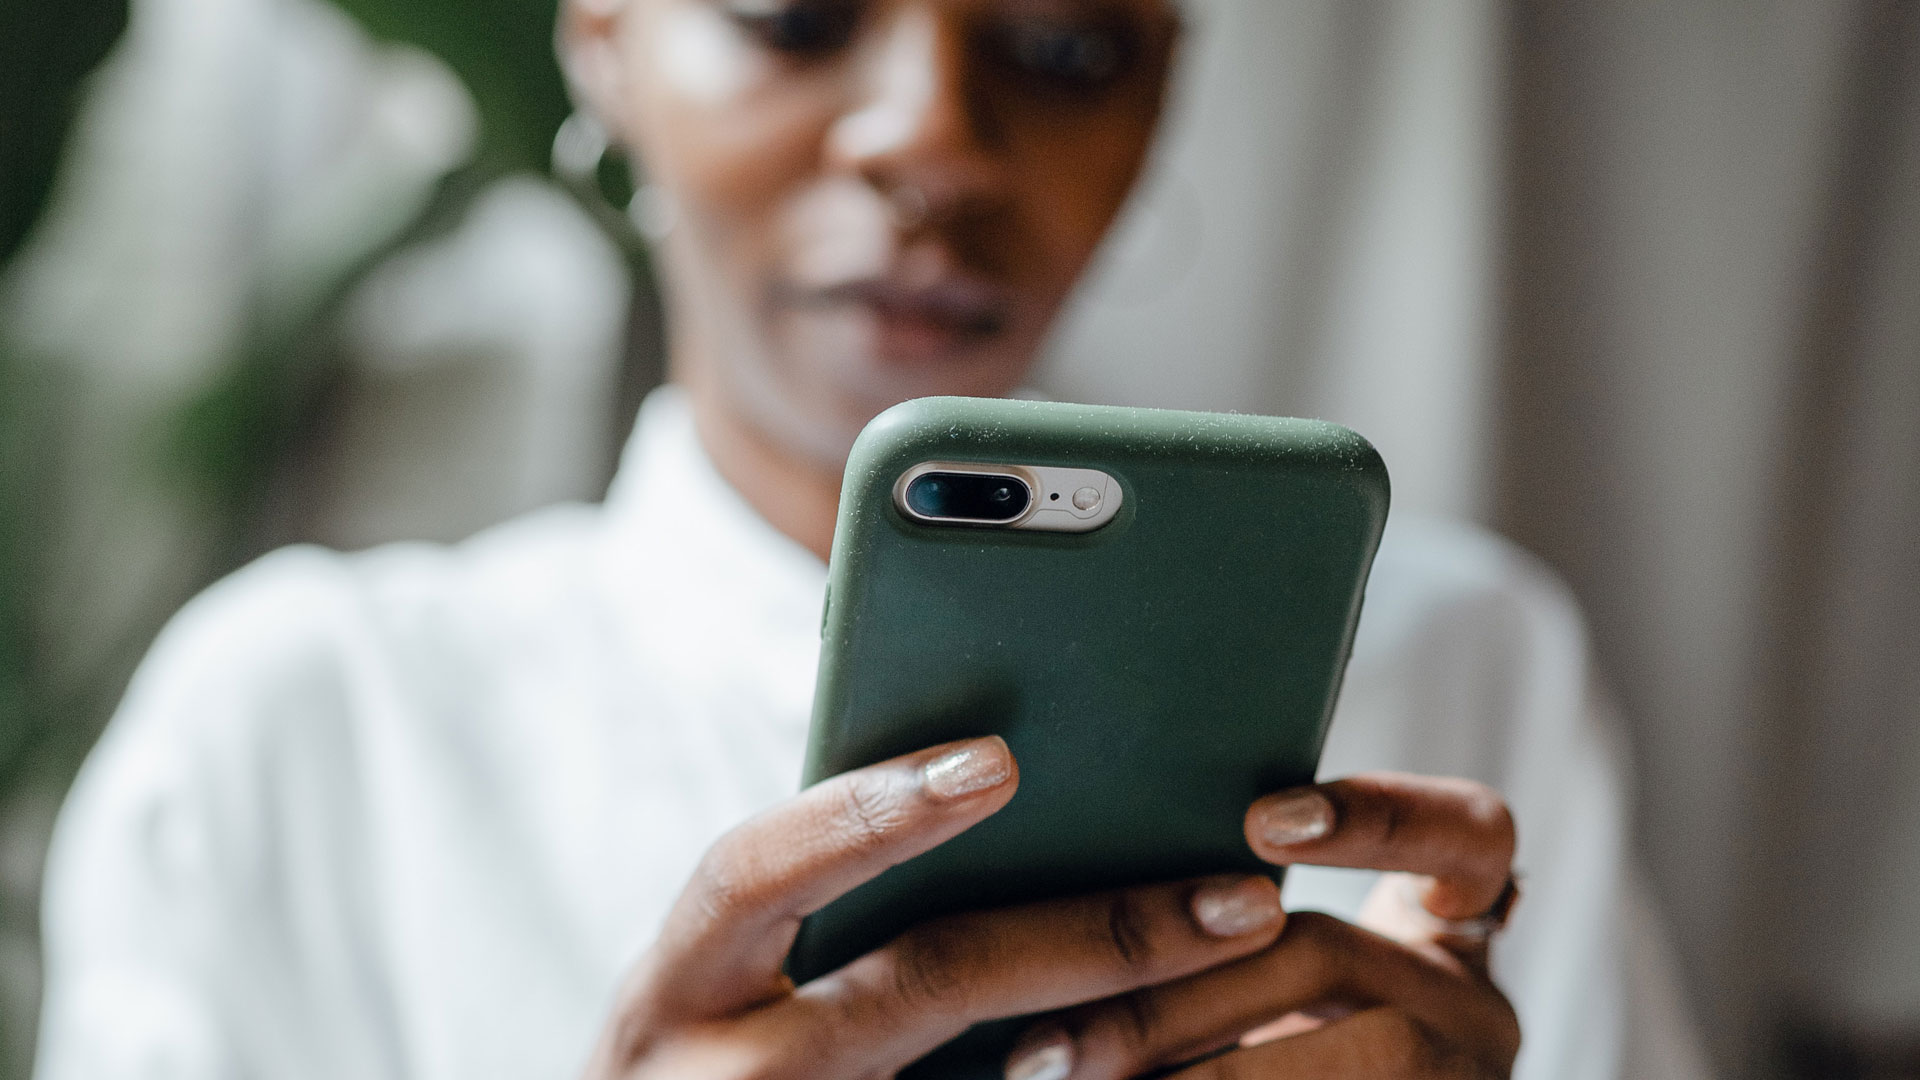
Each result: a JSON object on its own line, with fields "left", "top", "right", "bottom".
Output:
{"left": 923, "top": 738, "right": 1013, "bottom": 801}
{"left": 1005, "top": 1026, "right": 1074, "bottom": 1080}
{"left": 1191, "top": 875, "right": 1284, "bottom": 937}
{"left": 1255, "top": 790, "right": 1335, "bottom": 848}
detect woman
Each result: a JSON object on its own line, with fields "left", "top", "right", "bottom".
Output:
{"left": 34, "top": 0, "right": 1702, "bottom": 1077}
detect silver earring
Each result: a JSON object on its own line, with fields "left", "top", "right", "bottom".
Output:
{"left": 551, "top": 111, "right": 675, "bottom": 246}
{"left": 888, "top": 183, "right": 932, "bottom": 231}
{"left": 629, "top": 183, "right": 678, "bottom": 242}
{"left": 552, "top": 112, "right": 613, "bottom": 185}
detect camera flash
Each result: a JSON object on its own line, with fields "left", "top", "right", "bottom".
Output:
{"left": 1072, "top": 486, "right": 1103, "bottom": 511}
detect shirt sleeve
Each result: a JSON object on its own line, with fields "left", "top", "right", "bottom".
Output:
{"left": 35, "top": 548, "right": 397, "bottom": 1080}
{"left": 1473, "top": 553, "right": 1712, "bottom": 1080}
{"left": 1288, "top": 519, "right": 1714, "bottom": 1080}
{"left": 34, "top": 715, "right": 247, "bottom": 1080}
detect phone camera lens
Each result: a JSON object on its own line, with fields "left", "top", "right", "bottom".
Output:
{"left": 905, "top": 472, "right": 1031, "bottom": 523}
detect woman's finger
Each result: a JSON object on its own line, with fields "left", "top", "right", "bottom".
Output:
{"left": 631, "top": 737, "right": 1019, "bottom": 1025}
{"left": 1010, "top": 912, "right": 1518, "bottom": 1080}
{"left": 780, "top": 873, "right": 1288, "bottom": 1073}
{"left": 1169, "top": 1006, "right": 1485, "bottom": 1079}
{"left": 1244, "top": 772, "right": 1516, "bottom": 920}
{"left": 1356, "top": 870, "right": 1506, "bottom": 976}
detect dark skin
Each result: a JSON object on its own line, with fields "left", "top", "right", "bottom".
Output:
{"left": 567, "top": 0, "right": 1175, "bottom": 558}
{"left": 562, "top": 1, "right": 1522, "bottom": 1076}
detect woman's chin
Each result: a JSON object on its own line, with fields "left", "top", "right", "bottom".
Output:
{"left": 870, "top": 315, "right": 989, "bottom": 367}
{"left": 782, "top": 308, "right": 1034, "bottom": 400}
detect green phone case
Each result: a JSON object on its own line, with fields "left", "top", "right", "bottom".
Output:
{"left": 791, "top": 397, "right": 1389, "bottom": 1077}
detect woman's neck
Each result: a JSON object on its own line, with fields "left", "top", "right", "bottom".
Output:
{"left": 685, "top": 387, "right": 843, "bottom": 565}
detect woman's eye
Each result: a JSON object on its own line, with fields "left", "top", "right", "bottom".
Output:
{"left": 724, "top": 0, "right": 862, "bottom": 56}
{"left": 995, "top": 19, "right": 1134, "bottom": 91}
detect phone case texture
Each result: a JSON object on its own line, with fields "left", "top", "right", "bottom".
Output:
{"left": 792, "top": 396, "right": 1389, "bottom": 1076}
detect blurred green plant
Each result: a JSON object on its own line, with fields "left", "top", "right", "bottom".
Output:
{"left": 0, "top": 0, "right": 130, "bottom": 775}
{"left": 0, "top": 0, "right": 128, "bottom": 752}
{"left": 166, "top": 0, "right": 651, "bottom": 537}
{"left": 0, "top": 2, "right": 128, "bottom": 265}
{"left": 1, "top": 3, "right": 130, "bottom": 1068}
{"left": 2, "top": 0, "right": 645, "bottom": 784}
{"left": 328, "top": 0, "right": 574, "bottom": 179}
{"left": 0, "top": 0, "right": 653, "bottom": 1071}
{"left": 1, "top": 0, "right": 590, "bottom": 781}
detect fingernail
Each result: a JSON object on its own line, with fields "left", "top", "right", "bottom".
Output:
{"left": 1255, "top": 790, "right": 1334, "bottom": 848}
{"left": 923, "top": 738, "right": 1013, "bottom": 801}
{"left": 1005, "top": 1026, "right": 1074, "bottom": 1080}
{"left": 1190, "top": 876, "right": 1284, "bottom": 937}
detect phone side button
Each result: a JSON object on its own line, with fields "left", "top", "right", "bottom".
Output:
{"left": 820, "top": 584, "right": 831, "bottom": 637}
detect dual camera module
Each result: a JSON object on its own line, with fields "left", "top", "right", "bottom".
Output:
{"left": 895, "top": 463, "right": 1122, "bottom": 534}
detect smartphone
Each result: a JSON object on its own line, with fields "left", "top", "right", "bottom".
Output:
{"left": 789, "top": 396, "right": 1388, "bottom": 1076}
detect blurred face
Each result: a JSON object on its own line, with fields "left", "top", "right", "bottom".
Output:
{"left": 569, "top": 0, "right": 1180, "bottom": 465}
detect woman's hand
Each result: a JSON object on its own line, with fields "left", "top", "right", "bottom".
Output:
{"left": 1004, "top": 773, "right": 1523, "bottom": 1080}
{"left": 583, "top": 737, "right": 1295, "bottom": 1079}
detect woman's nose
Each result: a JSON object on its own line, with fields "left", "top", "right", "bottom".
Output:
{"left": 826, "top": 8, "right": 1003, "bottom": 219}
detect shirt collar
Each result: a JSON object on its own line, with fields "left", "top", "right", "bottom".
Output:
{"left": 603, "top": 385, "right": 826, "bottom": 582}
{"left": 596, "top": 386, "right": 828, "bottom": 676}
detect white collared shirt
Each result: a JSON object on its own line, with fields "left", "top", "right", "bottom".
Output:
{"left": 35, "top": 388, "right": 1710, "bottom": 1080}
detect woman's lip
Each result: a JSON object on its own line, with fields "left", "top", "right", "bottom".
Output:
{"left": 789, "top": 278, "right": 1013, "bottom": 338}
